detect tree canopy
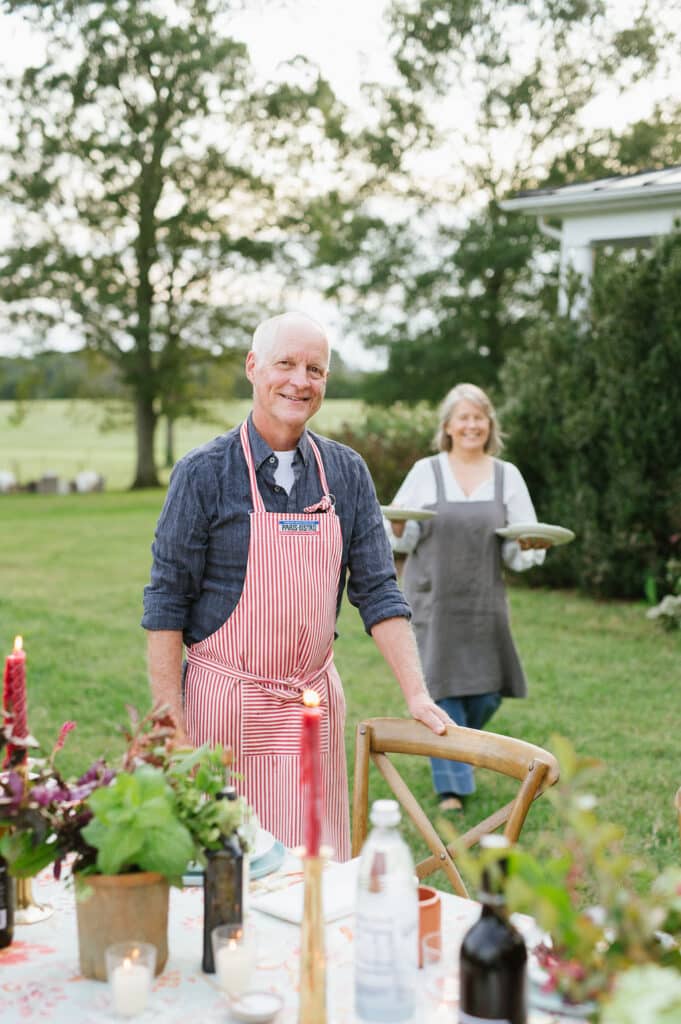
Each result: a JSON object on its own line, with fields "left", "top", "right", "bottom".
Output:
{"left": 0, "top": 0, "right": 354, "bottom": 485}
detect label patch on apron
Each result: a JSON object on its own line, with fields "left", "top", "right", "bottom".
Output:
{"left": 279, "top": 519, "right": 320, "bottom": 534}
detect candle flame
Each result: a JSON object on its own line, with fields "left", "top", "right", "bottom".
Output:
{"left": 302, "top": 689, "right": 320, "bottom": 708}
{"left": 13, "top": 635, "right": 23, "bottom": 652}
{"left": 123, "top": 957, "right": 132, "bottom": 970}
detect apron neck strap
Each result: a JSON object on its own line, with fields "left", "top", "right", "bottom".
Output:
{"left": 239, "top": 420, "right": 332, "bottom": 512}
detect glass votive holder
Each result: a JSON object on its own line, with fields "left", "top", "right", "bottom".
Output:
{"left": 105, "top": 941, "right": 156, "bottom": 1018}
{"left": 212, "top": 923, "right": 256, "bottom": 999}
{"left": 422, "top": 929, "right": 459, "bottom": 1011}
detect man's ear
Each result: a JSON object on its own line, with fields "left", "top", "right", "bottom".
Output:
{"left": 245, "top": 350, "right": 256, "bottom": 383}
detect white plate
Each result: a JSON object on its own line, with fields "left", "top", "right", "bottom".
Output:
{"left": 229, "top": 991, "right": 284, "bottom": 1023}
{"left": 381, "top": 505, "right": 437, "bottom": 522}
{"left": 495, "top": 521, "right": 575, "bottom": 546}
{"left": 252, "top": 828, "right": 276, "bottom": 861}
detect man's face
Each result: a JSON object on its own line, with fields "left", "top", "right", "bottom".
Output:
{"left": 246, "top": 320, "right": 329, "bottom": 444}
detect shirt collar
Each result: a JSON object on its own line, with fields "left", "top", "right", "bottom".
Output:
{"left": 246, "top": 413, "right": 311, "bottom": 469}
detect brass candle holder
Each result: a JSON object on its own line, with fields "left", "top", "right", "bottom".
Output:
{"left": 298, "top": 853, "right": 326, "bottom": 1024}
{"left": 13, "top": 761, "right": 53, "bottom": 925}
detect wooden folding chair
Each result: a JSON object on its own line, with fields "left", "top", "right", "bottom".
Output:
{"left": 351, "top": 718, "right": 559, "bottom": 897}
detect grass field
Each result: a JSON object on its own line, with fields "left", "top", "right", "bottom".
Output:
{"left": 0, "top": 398, "right": 363, "bottom": 490}
{"left": 1, "top": 483, "right": 680, "bottom": 889}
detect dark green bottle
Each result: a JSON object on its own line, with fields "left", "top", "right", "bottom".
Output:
{"left": 201, "top": 785, "right": 244, "bottom": 973}
{"left": 0, "top": 855, "right": 14, "bottom": 949}
{"left": 459, "top": 835, "right": 527, "bottom": 1023}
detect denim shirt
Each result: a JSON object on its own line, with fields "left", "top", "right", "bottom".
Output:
{"left": 142, "top": 416, "right": 410, "bottom": 646}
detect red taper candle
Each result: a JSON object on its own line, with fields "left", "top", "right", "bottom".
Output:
{"left": 301, "top": 689, "right": 322, "bottom": 857}
{"left": 3, "top": 635, "right": 27, "bottom": 765}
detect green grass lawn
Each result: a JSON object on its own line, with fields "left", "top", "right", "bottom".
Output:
{"left": 0, "top": 399, "right": 362, "bottom": 491}
{"left": 2, "top": 487, "right": 679, "bottom": 887}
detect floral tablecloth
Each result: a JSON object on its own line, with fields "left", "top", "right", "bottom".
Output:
{"left": 1, "top": 858, "right": 584, "bottom": 1023}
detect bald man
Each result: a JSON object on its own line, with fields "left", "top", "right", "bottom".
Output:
{"left": 143, "top": 312, "right": 449, "bottom": 859}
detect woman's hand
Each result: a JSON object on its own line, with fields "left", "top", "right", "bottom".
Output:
{"left": 518, "top": 537, "right": 552, "bottom": 550}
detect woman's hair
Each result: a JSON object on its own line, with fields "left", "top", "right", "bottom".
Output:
{"left": 434, "top": 382, "right": 504, "bottom": 455}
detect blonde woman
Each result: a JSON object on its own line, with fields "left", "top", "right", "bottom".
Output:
{"left": 387, "top": 384, "right": 548, "bottom": 811}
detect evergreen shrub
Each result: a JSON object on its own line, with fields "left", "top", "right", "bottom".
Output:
{"left": 500, "top": 231, "right": 681, "bottom": 598}
{"left": 329, "top": 402, "right": 435, "bottom": 503}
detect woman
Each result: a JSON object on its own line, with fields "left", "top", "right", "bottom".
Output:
{"left": 387, "top": 383, "right": 548, "bottom": 811}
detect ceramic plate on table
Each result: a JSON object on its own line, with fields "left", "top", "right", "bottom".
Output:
{"left": 252, "top": 828, "right": 275, "bottom": 861}
{"left": 529, "top": 980, "right": 596, "bottom": 1019}
{"left": 495, "top": 522, "right": 575, "bottom": 546}
{"left": 249, "top": 841, "right": 285, "bottom": 880}
{"left": 381, "top": 506, "right": 437, "bottom": 522}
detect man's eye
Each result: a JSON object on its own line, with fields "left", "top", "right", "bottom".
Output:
{"left": 309, "top": 367, "right": 324, "bottom": 379}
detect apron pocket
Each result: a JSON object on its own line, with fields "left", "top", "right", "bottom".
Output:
{"left": 241, "top": 679, "right": 330, "bottom": 757}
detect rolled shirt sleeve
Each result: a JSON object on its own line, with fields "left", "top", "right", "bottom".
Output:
{"left": 142, "top": 458, "right": 211, "bottom": 632}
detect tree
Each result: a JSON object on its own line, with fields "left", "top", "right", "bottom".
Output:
{"left": 0, "top": 0, "right": 349, "bottom": 486}
{"left": 310, "top": 0, "right": 673, "bottom": 400}
{"left": 500, "top": 230, "right": 681, "bottom": 598}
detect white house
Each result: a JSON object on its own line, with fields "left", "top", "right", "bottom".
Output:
{"left": 499, "top": 166, "right": 681, "bottom": 317}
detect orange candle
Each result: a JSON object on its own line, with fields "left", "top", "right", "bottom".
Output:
{"left": 301, "top": 689, "right": 322, "bottom": 857}
{"left": 3, "top": 635, "right": 27, "bottom": 765}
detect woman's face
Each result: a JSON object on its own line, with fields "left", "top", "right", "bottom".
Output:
{"left": 445, "top": 398, "right": 490, "bottom": 455}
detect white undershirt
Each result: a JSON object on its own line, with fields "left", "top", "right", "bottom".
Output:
{"left": 273, "top": 450, "right": 296, "bottom": 494}
{"left": 387, "top": 452, "right": 545, "bottom": 571}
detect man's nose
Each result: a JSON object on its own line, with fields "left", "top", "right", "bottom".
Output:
{"left": 289, "top": 364, "right": 309, "bottom": 386}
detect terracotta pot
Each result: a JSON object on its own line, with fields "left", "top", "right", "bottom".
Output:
{"left": 75, "top": 871, "right": 169, "bottom": 981}
{"left": 418, "top": 884, "right": 442, "bottom": 968}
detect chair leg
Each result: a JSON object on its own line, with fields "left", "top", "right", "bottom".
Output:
{"left": 351, "top": 722, "right": 372, "bottom": 858}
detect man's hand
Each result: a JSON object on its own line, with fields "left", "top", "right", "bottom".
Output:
{"left": 407, "top": 692, "right": 452, "bottom": 735}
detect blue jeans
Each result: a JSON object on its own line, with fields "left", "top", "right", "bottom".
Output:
{"left": 431, "top": 692, "right": 502, "bottom": 797}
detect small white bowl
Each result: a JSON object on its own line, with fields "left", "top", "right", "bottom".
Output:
{"left": 229, "top": 990, "right": 284, "bottom": 1023}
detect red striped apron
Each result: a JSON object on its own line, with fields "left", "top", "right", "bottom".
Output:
{"left": 185, "top": 421, "right": 350, "bottom": 860}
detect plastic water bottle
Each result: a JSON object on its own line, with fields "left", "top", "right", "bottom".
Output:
{"left": 354, "top": 799, "right": 418, "bottom": 1023}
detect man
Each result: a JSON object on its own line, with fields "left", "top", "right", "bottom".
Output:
{"left": 142, "top": 312, "right": 449, "bottom": 859}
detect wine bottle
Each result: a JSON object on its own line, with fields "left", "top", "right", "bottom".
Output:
{"left": 0, "top": 854, "right": 14, "bottom": 949}
{"left": 458, "top": 835, "right": 527, "bottom": 1024}
{"left": 201, "top": 785, "right": 244, "bottom": 973}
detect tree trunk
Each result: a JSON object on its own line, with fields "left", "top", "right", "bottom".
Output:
{"left": 131, "top": 396, "right": 160, "bottom": 489}
{"left": 165, "top": 415, "right": 175, "bottom": 469}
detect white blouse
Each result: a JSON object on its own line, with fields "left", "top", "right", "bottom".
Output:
{"left": 386, "top": 452, "right": 546, "bottom": 572}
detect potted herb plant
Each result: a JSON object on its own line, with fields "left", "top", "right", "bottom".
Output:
{"left": 0, "top": 706, "right": 250, "bottom": 980}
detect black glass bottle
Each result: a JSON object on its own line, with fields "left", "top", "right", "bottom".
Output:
{"left": 459, "top": 835, "right": 527, "bottom": 1024}
{"left": 201, "top": 786, "right": 244, "bottom": 973}
{"left": 0, "top": 854, "right": 14, "bottom": 949}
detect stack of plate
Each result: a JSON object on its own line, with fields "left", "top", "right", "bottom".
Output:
{"left": 182, "top": 828, "right": 285, "bottom": 886}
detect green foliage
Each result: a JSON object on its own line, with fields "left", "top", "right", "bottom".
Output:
{"left": 501, "top": 231, "right": 681, "bottom": 598}
{"left": 82, "top": 766, "right": 194, "bottom": 878}
{"left": 448, "top": 737, "right": 681, "bottom": 1015}
{"left": 329, "top": 402, "right": 436, "bottom": 502}
{"left": 0, "top": 0, "right": 353, "bottom": 487}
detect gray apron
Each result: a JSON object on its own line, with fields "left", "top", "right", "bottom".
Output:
{"left": 402, "top": 457, "right": 527, "bottom": 701}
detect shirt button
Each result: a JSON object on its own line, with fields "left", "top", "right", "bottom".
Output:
{"left": 269, "top": 456, "right": 276, "bottom": 464}
{"left": 274, "top": 485, "right": 282, "bottom": 493}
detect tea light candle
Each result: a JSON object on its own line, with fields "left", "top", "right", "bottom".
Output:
{"left": 216, "top": 937, "right": 256, "bottom": 998}
{"left": 111, "top": 957, "right": 152, "bottom": 1017}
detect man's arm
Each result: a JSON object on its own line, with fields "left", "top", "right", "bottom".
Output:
{"left": 370, "top": 617, "right": 451, "bottom": 735}
{"left": 146, "top": 629, "right": 190, "bottom": 744}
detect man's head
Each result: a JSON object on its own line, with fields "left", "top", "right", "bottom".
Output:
{"left": 246, "top": 312, "right": 331, "bottom": 449}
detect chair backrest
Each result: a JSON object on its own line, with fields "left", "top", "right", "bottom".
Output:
{"left": 351, "top": 717, "right": 560, "bottom": 897}
{"left": 676, "top": 786, "right": 681, "bottom": 846}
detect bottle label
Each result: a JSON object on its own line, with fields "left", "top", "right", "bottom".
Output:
{"left": 354, "top": 898, "right": 417, "bottom": 1022}
{"left": 459, "top": 1013, "right": 511, "bottom": 1024}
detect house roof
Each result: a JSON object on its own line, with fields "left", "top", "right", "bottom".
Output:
{"left": 499, "top": 166, "right": 681, "bottom": 216}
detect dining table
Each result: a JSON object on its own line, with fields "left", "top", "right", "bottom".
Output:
{"left": 1, "top": 850, "right": 589, "bottom": 1023}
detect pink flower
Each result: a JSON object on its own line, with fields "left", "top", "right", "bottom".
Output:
{"left": 52, "top": 721, "right": 76, "bottom": 756}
